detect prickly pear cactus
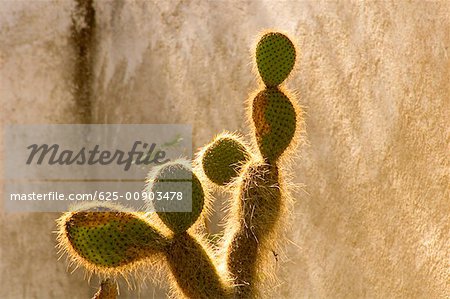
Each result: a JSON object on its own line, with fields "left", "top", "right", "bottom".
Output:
{"left": 201, "top": 133, "right": 250, "bottom": 185}
{"left": 148, "top": 161, "right": 205, "bottom": 234}
{"left": 256, "top": 32, "right": 296, "bottom": 87}
{"left": 226, "top": 162, "right": 282, "bottom": 297}
{"left": 64, "top": 210, "right": 166, "bottom": 267}
{"left": 253, "top": 88, "right": 296, "bottom": 162}
{"left": 57, "top": 204, "right": 168, "bottom": 271}
{"left": 56, "top": 31, "right": 302, "bottom": 299}
{"left": 165, "top": 232, "right": 231, "bottom": 299}
{"left": 220, "top": 31, "right": 300, "bottom": 298}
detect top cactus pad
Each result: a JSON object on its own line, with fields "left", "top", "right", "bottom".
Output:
{"left": 256, "top": 32, "right": 296, "bottom": 87}
{"left": 202, "top": 135, "right": 250, "bottom": 185}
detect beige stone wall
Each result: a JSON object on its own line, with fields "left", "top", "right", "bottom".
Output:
{"left": 1, "top": 1, "right": 448, "bottom": 298}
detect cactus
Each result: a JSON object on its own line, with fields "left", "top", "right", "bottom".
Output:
{"left": 253, "top": 87, "right": 297, "bottom": 163}
{"left": 255, "top": 32, "right": 296, "bottom": 87}
{"left": 165, "top": 232, "right": 231, "bottom": 298}
{"left": 201, "top": 132, "right": 251, "bottom": 186}
{"left": 225, "top": 162, "right": 284, "bottom": 297}
{"left": 57, "top": 203, "right": 168, "bottom": 272}
{"left": 148, "top": 161, "right": 205, "bottom": 234}
{"left": 56, "top": 31, "right": 302, "bottom": 298}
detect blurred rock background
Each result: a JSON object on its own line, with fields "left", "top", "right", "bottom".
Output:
{"left": 0, "top": 1, "right": 448, "bottom": 298}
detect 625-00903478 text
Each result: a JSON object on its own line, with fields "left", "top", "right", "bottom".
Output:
{"left": 9, "top": 191, "right": 184, "bottom": 201}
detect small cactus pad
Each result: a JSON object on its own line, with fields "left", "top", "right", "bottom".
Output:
{"left": 149, "top": 162, "right": 205, "bottom": 234}
{"left": 202, "top": 135, "right": 250, "bottom": 185}
{"left": 256, "top": 32, "right": 296, "bottom": 87}
{"left": 62, "top": 210, "right": 166, "bottom": 268}
{"left": 252, "top": 88, "right": 296, "bottom": 162}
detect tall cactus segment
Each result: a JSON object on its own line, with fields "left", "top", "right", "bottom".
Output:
{"left": 56, "top": 31, "right": 301, "bottom": 299}
{"left": 224, "top": 31, "right": 299, "bottom": 298}
{"left": 226, "top": 162, "right": 282, "bottom": 297}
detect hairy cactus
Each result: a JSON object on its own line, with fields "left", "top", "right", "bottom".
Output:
{"left": 253, "top": 88, "right": 296, "bottom": 163}
{"left": 56, "top": 31, "right": 302, "bottom": 299}
{"left": 255, "top": 32, "right": 296, "bottom": 87}
{"left": 148, "top": 161, "right": 205, "bottom": 234}
{"left": 201, "top": 132, "right": 251, "bottom": 185}
{"left": 226, "top": 162, "right": 281, "bottom": 297}
{"left": 165, "top": 232, "right": 231, "bottom": 298}
{"left": 57, "top": 204, "right": 168, "bottom": 271}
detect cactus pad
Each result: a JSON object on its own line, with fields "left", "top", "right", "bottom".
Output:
{"left": 62, "top": 209, "right": 167, "bottom": 268}
{"left": 202, "top": 135, "right": 250, "bottom": 185}
{"left": 252, "top": 88, "right": 296, "bottom": 162}
{"left": 149, "top": 162, "right": 205, "bottom": 234}
{"left": 165, "top": 232, "right": 231, "bottom": 298}
{"left": 256, "top": 32, "right": 296, "bottom": 87}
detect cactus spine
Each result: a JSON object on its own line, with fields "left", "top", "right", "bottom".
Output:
{"left": 56, "top": 31, "right": 301, "bottom": 299}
